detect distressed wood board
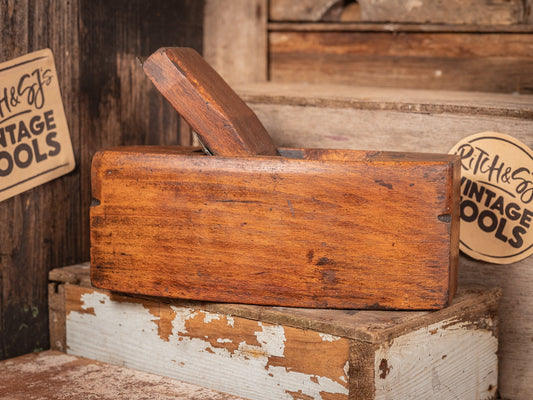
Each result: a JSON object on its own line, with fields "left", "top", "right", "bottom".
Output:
{"left": 268, "top": 22, "right": 533, "bottom": 33}
{"left": 269, "top": 0, "right": 345, "bottom": 22}
{"left": 50, "top": 263, "right": 499, "bottom": 399}
{"left": 269, "top": 30, "right": 533, "bottom": 93}
{"left": 0, "top": 350, "right": 243, "bottom": 399}
{"left": 357, "top": 0, "right": 526, "bottom": 25}
{"left": 203, "top": 0, "right": 267, "bottom": 85}
{"left": 0, "top": 0, "right": 203, "bottom": 361}
{"left": 236, "top": 81, "right": 533, "bottom": 399}
{"left": 236, "top": 82, "right": 533, "bottom": 151}
{"left": 269, "top": 0, "right": 527, "bottom": 25}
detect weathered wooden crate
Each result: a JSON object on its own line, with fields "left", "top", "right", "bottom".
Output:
{"left": 50, "top": 263, "right": 500, "bottom": 400}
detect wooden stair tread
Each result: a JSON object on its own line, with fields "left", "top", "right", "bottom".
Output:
{"left": 236, "top": 82, "right": 533, "bottom": 119}
{"left": 0, "top": 350, "right": 243, "bottom": 400}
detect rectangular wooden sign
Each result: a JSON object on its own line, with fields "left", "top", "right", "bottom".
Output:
{"left": 90, "top": 146, "right": 460, "bottom": 309}
{"left": 0, "top": 49, "right": 75, "bottom": 201}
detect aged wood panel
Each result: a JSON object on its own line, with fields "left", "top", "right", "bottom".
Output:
{"left": 237, "top": 82, "right": 532, "bottom": 399}
{"left": 204, "top": 0, "right": 267, "bottom": 84}
{"left": 269, "top": 0, "right": 526, "bottom": 25}
{"left": 358, "top": 0, "right": 525, "bottom": 25}
{"left": 57, "top": 267, "right": 500, "bottom": 400}
{"left": 0, "top": 0, "right": 81, "bottom": 360}
{"left": 66, "top": 284, "right": 351, "bottom": 400}
{"left": 269, "top": 31, "right": 533, "bottom": 93}
{"left": 374, "top": 318, "right": 498, "bottom": 399}
{"left": 269, "top": 0, "right": 344, "bottom": 22}
{"left": 268, "top": 22, "right": 533, "bottom": 33}
{"left": 237, "top": 83, "right": 533, "bottom": 150}
{"left": 0, "top": 0, "right": 204, "bottom": 361}
{"left": 90, "top": 146, "right": 459, "bottom": 310}
{"left": 77, "top": 0, "right": 204, "bottom": 260}
{"left": 48, "top": 282, "right": 66, "bottom": 352}
{"left": 0, "top": 350, "right": 243, "bottom": 399}
{"left": 459, "top": 258, "right": 533, "bottom": 400}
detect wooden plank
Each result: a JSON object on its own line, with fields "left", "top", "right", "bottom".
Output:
{"left": 236, "top": 82, "right": 533, "bottom": 151}
{"left": 66, "top": 284, "right": 351, "bottom": 400}
{"left": 90, "top": 146, "right": 459, "bottom": 310}
{"left": 0, "top": 0, "right": 81, "bottom": 360}
{"left": 373, "top": 317, "right": 498, "bottom": 399}
{"left": 269, "top": 0, "right": 525, "bottom": 25}
{"left": 269, "top": 31, "right": 533, "bottom": 93}
{"left": 48, "top": 283, "right": 66, "bottom": 352}
{"left": 237, "top": 82, "right": 533, "bottom": 119}
{"left": 358, "top": 0, "right": 525, "bottom": 25}
{"left": 77, "top": 0, "right": 204, "bottom": 260}
{"left": 235, "top": 82, "right": 532, "bottom": 399}
{"left": 459, "top": 258, "right": 533, "bottom": 400}
{"left": 268, "top": 22, "right": 533, "bottom": 33}
{"left": 49, "top": 261, "right": 91, "bottom": 287}
{"left": 62, "top": 281, "right": 500, "bottom": 399}
{"left": 0, "top": 350, "right": 243, "bottom": 399}
{"left": 204, "top": 0, "right": 267, "bottom": 84}
{"left": 269, "top": 0, "right": 344, "bottom": 22}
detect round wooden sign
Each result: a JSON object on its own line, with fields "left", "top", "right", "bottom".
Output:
{"left": 449, "top": 132, "right": 533, "bottom": 264}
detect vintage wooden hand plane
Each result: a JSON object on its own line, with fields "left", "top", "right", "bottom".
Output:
{"left": 90, "top": 47, "right": 460, "bottom": 310}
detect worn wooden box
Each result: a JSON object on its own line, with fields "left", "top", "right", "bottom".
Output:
{"left": 50, "top": 263, "right": 499, "bottom": 400}
{"left": 90, "top": 146, "right": 460, "bottom": 310}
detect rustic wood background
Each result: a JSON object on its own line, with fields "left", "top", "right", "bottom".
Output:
{"left": 2, "top": 2, "right": 533, "bottom": 399}
{"left": 0, "top": 0, "right": 204, "bottom": 360}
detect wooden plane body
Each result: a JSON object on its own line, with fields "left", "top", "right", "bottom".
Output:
{"left": 90, "top": 146, "right": 460, "bottom": 310}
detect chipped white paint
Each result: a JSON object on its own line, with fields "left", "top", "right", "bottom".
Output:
{"left": 226, "top": 315, "right": 235, "bottom": 328}
{"left": 319, "top": 333, "right": 341, "bottom": 342}
{"left": 170, "top": 306, "right": 197, "bottom": 333}
{"left": 255, "top": 322, "right": 286, "bottom": 357}
{"left": 203, "top": 312, "right": 221, "bottom": 324}
{"left": 67, "top": 291, "right": 349, "bottom": 400}
{"left": 374, "top": 318, "right": 498, "bottom": 400}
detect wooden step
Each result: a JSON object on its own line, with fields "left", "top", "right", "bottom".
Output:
{"left": 0, "top": 350, "right": 243, "bottom": 400}
{"left": 49, "top": 263, "right": 500, "bottom": 400}
{"left": 236, "top": 82, "right": 533, "bottom": 153}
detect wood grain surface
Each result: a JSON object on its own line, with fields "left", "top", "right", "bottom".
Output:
{"left": 90, "top": 146, "right": 460, "bottom": 310}
{"left": 0, "top": 350, "right": 243, "bottom": 400}
{"left": 143, "top": 47, "right": 278, "bottom": 156}
{"left": 204, "top": 0, "right": 267, "bottom": 85}
{"left": 237, "top": 82, "right": 533, "bottom": 151}
{"left": 0, "top": 0, "right": 204, "bottom": 361}
{"left": 269, "top": 30, "right": 533, "bottom": 93}
{"left": 56, "top": 269, "right": 500, "bottom": 400}
{"left": 269, "top": 0, "right": 527, "bottom": 25}
{"left": 357, "top": 0, "right": 526, "bottom": 25}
